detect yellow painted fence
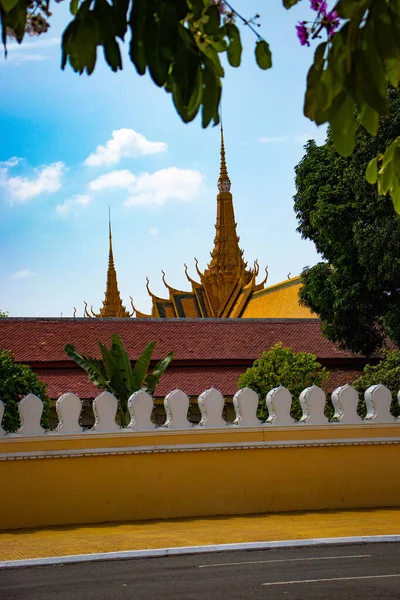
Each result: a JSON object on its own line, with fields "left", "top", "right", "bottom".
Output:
{"left": 0, "top": 384, "right": 399, "bottom": 530}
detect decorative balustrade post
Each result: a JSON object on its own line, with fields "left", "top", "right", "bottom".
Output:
{"left": 266, "top": 386, "right": 295, "bottom": 426}
{"left": 299, "top": 385, "right": 329, "bottom": 425}
{"left": 163, "top": 389, "right": 191, "bottom": 429}
{"left": 17, "top": 393, "right": 45, "bottom": 436}
{"left": 92, "top": 391, "right": 120, "bottom": 432}
{"left": 331, "top": 384, "right": 362, "bottom": 424}
{"left": 233, "top": 388, "right": 261, "bottom": 427}
{"left": 0, "top": 400, "right": 5, "bottom": 436}
{"left": 55, "top": 393, "right": 84, "bottom": 434}
{"left": 364, "top": 384, "right": 396, "bottom": 423}
{"left": 197, "top": 388, "right": 226, "bottom": 428}
{"left": 127, "top": 390, "right": 155, "bottom": 430}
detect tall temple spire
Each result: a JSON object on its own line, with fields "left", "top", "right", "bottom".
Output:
{"left": 218, "top": 123, "right": 230, "bottom": 185}
{"left": 84, "top": 209, "right": 132, "bottom": 318}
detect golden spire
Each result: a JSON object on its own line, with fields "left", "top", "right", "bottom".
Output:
{"left": 85, "top": 209, "right": 132, "bottom": 318}
{"left": 218, "top": 123, "right": 229, "bottom": 185}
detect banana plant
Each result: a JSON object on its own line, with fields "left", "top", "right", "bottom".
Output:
{"left": 64, "top": 334, "right": 174, "bottom": 427}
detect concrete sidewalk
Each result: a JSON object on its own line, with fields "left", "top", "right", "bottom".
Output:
{"left": 0, "top": 508, "right": 399, "bottom": 563}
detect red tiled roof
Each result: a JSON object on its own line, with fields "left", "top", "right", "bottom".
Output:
{"left": 35, "top": 365, "right": 364, "bottom": 400}
{"left": 0, "top": 317, "right": 358, "bottom": 363}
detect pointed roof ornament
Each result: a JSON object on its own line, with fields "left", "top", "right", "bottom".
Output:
{"left": 84, "top": 208, "right": 133, "bottom": 318}
{"left": 218, "top": 123, "right": 231, "bottom": 192}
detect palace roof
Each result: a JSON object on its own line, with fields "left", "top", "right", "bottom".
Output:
{"left": 0, "top": 318, "right": 368, "bottom": 399}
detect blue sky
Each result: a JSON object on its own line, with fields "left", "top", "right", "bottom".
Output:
{"left": 0, "top": 1, "right": 326, "bottom": 317}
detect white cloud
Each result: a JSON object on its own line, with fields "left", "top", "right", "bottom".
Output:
{"left": 0, "top": 157, "right": 24, "bottom": 167}
{"left": 89, "top": 170, "right": 136, "bottom": 192}
{"left": 125, "top": 168, "right": 203, "bottom": 207}
{"left": 149, "top": 227, "right": 159, "bottom": 236}
{"left": 84, "top": 129, "right": 167, "bottom": 167}
{"left": 0, "top": 161, "right": 66, "bottom": 203}
{"left": 56, "top": 194, "right": 93, "bottom": 217}
{"left": 0, "top": 37, "right": 60, "bottom": 65}
{"left": 260, "top": 136, "right": 288, "bottom": 144}
{"left": 11, "top": 269, "right": 34, "bottom": 279}
{"left": 89, "top": 166, "right": 203, "bottom": 208}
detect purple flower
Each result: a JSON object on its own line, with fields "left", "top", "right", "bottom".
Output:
{"left": 324, "top": 10, "right": 340, "bottom": 36}
{"left": 296, "top": 22, "right": 310, "bottom": 46}
{"left": 310, "top": 0, "right": 327, "bottom": 13}
{"left": 210, "top": 0, "right": 226, "bottom": 14}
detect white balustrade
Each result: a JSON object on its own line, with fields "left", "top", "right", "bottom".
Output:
{"left": 163, "top": 389, "right": 191, "bottom": 429}
{"left": 364, "top": 384, "right": 396, "bottom": 423}
{"left": 0, "top": 382, "right": 399, "bottom": 437}
{"left": 233, "top": 388, "right": 261, "bottom": 427}
{"left": 331, "top": 384, "right": 362, "bottom": 424}
{"left": 299, "top": 385, "right": 329, "bottom": 425}
{"left": 92, "top": 391, "right": 120, "bottom": 433}
{"left": 198, "top": 388, "right": 226, "bottom": 428}
{"left": 18, "top": 393, "right": 45, "bottom": 436}
{"left": 56, "top": 393, "right": 84, "bottom": 434}
{"left": 266, "top": 386, "right": 295, "bottom": 426}
{"left": 128, "top": 390, "right": 155, "bottom": 430}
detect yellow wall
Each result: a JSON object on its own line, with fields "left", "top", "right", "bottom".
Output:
{"left": 242, "top": 276, "right": 316, "bottom": 319}
{"left": 1, "top": 424, "right": 399, "bottom": 530}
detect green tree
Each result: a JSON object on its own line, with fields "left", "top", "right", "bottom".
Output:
{"left": 0, "top": 310, "right": 8, "bottom": 318}
{"left": 0, "top": 348, "right": 50, "bottom": 432}
{"left": 238, "top": 343, "right": 329, "bottom": 421}
{"left": 352, "top": 350, "right": 400, "bottom": 417}
{"left": 295, "top": 86, "right": 400, "bottom": 356}
{"left": 1, "top": 1, "right": 400, "bottom": 209}
{"left": 65, "top": 334, "right": 174, "bottom": 427}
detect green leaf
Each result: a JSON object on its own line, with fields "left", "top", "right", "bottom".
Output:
{"left": 109, "top": 333, "right": 134, "bottom": 392}
{"left": 282, "top": 0, "right": 300, "bottom": 7}
{"left": 359, "top": 103, "right": 379, "bottom": 136}
{"left": 129, "top": 0, "right": 147, "bottom": 75}
{"left": 132, "top": 341, "right": 156, "bottom": 390}
{"left": 70, "top": 0, "right": 79, "bottom": 16}
{"left": 145, "top": 352, "right": 174, "bottom": 394}
{"left": 0, "top": 0, "right": 20, "bottom": 13}
{"left": 64, "top": 343, "right": 109, "bottom": 390}
{"left": 225, "top": 23, "right": 242, "bottom": 68}
{"left": 203, "top": 4, "right": 220, "bottom": 36}
{"left": 201, "top": 61, "right": 221, "bottom": 128}
{"left": 103, "top": 39, "right": 122, "bottom": 71}
{"left": 330, "top": 92, "right": 357, "bottom": 157}
{"left": 255, "top": 40, "right": 272, "bottom": 70}
{"left": 366, "top": 157, "right": 378, "bottom": 184}
{"left": 390, "top": 175, "right": 400, "bottom": 214}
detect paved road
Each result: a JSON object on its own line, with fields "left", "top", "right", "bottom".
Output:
{"left": 1, "top": 543, "right": 400, "bottom": 599}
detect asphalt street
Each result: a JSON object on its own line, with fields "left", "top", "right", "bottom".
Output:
{"left": 1, "top": 543, "right": 400, "bottom": 599}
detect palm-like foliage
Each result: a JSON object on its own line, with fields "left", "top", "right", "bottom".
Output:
{"left": 65, "top": 335, "right": 174, "bottom": 427}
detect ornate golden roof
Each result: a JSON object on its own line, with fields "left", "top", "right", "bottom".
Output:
{"left": 134, "top": 126, "right": 268, "bottom": 319}
{"left": 84, "top": 213, "right": 133, "bottom": 318}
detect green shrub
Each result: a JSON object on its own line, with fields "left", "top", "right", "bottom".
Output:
{"left": 353, "top": 351, "right": 400, "bottom": 418}
{"left": 0, "top": 348, "right": 50, "bottom": 432}
{"left": 238, "top": 343, "right": 329, "bottom": 421}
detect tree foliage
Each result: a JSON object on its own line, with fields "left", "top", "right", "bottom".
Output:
{"left": 0, "top": 310, "right": 8, "bottom": 318}
{"left": 238, "top": 342, "right": 329, "bottom": 421}
{"left": 65, "top": 334, "right": 174, "bottom": 426}
{"left": 352, "top": 350, "right": 400, "bottom": 417}
{"left": 0, "top": 348, "right": 50, "bottom": 432}
{"left": 295, "top": 86, "right": 400, "bottom": 356}
{"left": 1, "top": 0, "right": 400, "bottom": 209}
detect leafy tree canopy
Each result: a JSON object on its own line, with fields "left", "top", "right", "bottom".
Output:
{"left": 65, "top": 333, "right": 174, "bottom": 427}
{"left": 352, "top": 350, "right": 400, "bottom": 417}
{"left": 1, "top": 0, "right": 400, "bottom": 209}
{"left": 0, "top": 348, "right": 50, "bottom": 432}
{"left": 295, "top": 86, "right": 400, "bottom": 356}
{"left": 238, "top": 342, "right": 329, "bottom": 421}
{"left": 0, "top": 310, "right": 8, "bottom": 318}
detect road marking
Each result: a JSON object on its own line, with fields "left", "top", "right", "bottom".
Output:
{"left": 199, "top": 554, "right": 371, "bottom": 568}
{"left": 262, "top": 574, "right": 400, "bottom": 586}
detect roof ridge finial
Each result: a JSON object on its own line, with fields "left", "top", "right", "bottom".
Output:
{"left": 219, "top": 121, "right": 229, "bottom": 183}
{"left": 108, "top": 205, "right": 115, "bottom": 269}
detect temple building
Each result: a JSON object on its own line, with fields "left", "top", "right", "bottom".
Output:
{"left": 84, "top": 128, "right": 314, "bottom": 320}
